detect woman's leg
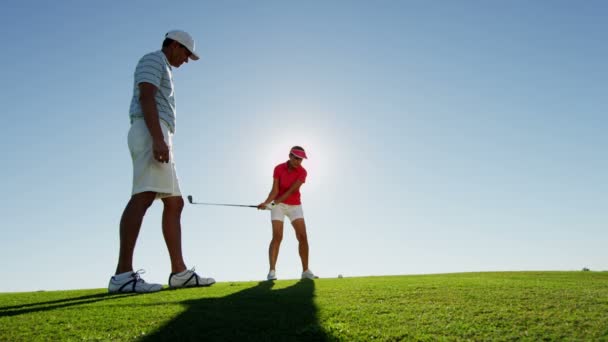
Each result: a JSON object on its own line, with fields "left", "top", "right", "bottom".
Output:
{"left": 269, "top": 220, "right": 284, "bottom": 271}
{"left": 291, "top": 218, "right": 309, "bottom": 271}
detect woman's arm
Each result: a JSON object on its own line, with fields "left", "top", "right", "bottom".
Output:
{"left": 274, "top": 179, "right": 303, "bottom": 204}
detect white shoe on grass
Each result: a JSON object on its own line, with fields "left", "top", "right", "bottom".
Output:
{"left": 301, "top": 269, "right": 318, "bottom": 279}
{"left": 267, "top": 270, "right": 277, "bottom": 281}
{"left": 169, "top": 268, "right": 215, "bottom": 288}
{"left": 108, "top": 270, "right": 162, "bottom": 293}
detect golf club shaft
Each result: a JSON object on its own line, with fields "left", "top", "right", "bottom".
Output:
{"left": 192, "top": 202, "right": 257, "bottom": 208}
{"left": 187, "top": 195, "right": 257, "bottom": 208}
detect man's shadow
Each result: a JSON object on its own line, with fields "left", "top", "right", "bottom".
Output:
{"left": 0, "top": 293, "right": 135, "bottom": 317}
{"left": 144, "top": 279, "right": 331, "bottom": 341}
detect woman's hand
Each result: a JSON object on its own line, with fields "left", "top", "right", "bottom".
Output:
{"left": 257, "top": 202, "right": 276, "bottom": 210}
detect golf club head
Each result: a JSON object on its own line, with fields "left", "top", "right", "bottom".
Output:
{"left": 187, "top": 195, "right": 193, "bottom": 204}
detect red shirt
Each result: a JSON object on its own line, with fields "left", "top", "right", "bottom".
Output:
{"left": 273, "top": 162, "right": 307, "bottom": 205}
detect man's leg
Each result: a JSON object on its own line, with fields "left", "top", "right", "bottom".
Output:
{"left": 269, "top": 220, "right": 284, "bottom": 271}
{"left": 291, "top": 218, "right": 309, "bottom": 272}
{"left": 115, "top": 191, "right": 157, "bottom": 274}
{"left": 161, "top": 195, "right": 216, "bottom": 288}
{"left": 161, "top": 196, "right": 187, "bottom": 273}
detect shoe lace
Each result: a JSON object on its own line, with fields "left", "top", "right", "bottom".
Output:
{"left": 179, "top": 266, "right": 196, "bottom": 277}
{"left": 132, "top": 269, "right": 147, "bottom": 283}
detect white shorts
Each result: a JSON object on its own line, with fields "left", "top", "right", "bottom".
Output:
{"left": 271, "top": 203, "right": 304, "bottom": 223}
{"left": 128, "top": 119, "right": 181, "bottom": 199}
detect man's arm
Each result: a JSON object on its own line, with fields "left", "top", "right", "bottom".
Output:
{"left": 139, "top": 82, "right": 169, "bottom": 163}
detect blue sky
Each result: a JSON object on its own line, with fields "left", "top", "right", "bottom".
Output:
{"left": 1, "top": 1, "right": 606, "bottom": 292}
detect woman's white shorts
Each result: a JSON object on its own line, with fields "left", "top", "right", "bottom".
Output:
{"left": 128, "top": 119, "right": 181, "bottom": 199}
{"left": 271, "top": 203, "right": 304, "bottom": 222}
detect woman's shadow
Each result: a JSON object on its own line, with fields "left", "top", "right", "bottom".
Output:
{"left": 143, "top": 279, "right": 331, "bottom": 341}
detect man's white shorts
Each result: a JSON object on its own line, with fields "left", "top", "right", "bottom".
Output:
{"left": 128, "top": 119, "right": 181, "bottom": 199}
{"left": 271, "top": 203, "right": 304, "bottom": 223}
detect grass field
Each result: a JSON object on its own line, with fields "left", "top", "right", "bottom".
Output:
{"left": 1, "top": 271, "right": 607, "bottom": 341}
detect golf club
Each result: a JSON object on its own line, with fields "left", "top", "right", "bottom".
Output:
{"left": 187, "top": 195, "right": 267, "bottom": 209}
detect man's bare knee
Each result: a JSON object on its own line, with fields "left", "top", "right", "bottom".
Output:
{"left": 128, "top": 192, "right": 156, "bottom": 212}
{"left": 162, "top": 196, "right": 184, "bottom": 212}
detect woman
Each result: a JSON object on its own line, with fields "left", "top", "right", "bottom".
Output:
{"left": 258, "top": 146, "right": 317, "bottom": 280}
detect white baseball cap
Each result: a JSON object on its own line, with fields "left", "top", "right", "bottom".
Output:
{"left": 165, "top": 30, "right": 200, "bottom": 60}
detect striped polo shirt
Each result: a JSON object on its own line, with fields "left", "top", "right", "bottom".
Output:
{"left": 129, "top": 50, "right": 176, "bottom": 132}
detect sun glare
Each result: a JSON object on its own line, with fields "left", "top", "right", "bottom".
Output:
{"left": 254, "top": 111, "right": 339, "bottom": 195}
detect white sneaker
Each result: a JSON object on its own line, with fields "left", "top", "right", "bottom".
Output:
{"left": 108, "top": 270, "right": 162, "bottom": 293}
{"left": 169, "top": 267, "right": 215, "bottom": 288}
{"left": 301, "top": 269, "right": 318, "bottom": 279}
{"left": 267, "top": 270, "right": 277, "bottom": 281}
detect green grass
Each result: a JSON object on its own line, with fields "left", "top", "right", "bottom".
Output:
{"left": 1, "top": 272, "right": 607, "bottom": 341}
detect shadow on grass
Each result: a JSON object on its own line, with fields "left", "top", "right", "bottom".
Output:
{"left": 0, "top": 292, "right": 135, "bottom": 317}
{"left": 143, "top": 279, "right": 332, "bottom": 341}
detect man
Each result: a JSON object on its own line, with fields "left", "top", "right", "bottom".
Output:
{"left": 108, "top": 30, "right": 214, "bottom": 293}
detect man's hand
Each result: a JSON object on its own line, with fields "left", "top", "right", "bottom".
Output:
{"left": 153, "top": 139, "right": 169, "bottom": 163}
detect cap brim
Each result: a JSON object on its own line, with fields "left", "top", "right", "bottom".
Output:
{"left": 189, "top": 52, "right": 200, "bottom": 61}
{"left": 291, "top": 151, "right": 307, "bottom": 159}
